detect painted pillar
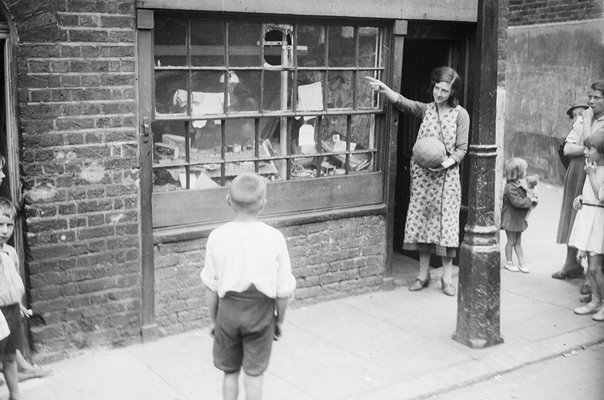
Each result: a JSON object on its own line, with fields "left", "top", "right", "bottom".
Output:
{"left": 453, "top": 0, "right": 503, "bottom": 349}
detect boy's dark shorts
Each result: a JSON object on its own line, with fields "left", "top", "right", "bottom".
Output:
{"left": 213, "top": 286, "right": 276, "bottom": 377}
{"left": 0, "top": 303, "right": 23, "bottom": 356}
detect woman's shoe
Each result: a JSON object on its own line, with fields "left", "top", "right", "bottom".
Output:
{"left": 574, "top": 302, "right": 601, "bottom": 315}
{"left": 441, "top": 278, "right": 456, "bottom": 296}
{"left": 409, "top": 274, "right": 430, "bottom": 291}
{"left": 504, "top": 261, "right": 519, "bottom": 272}
{"left": 551, "top": 267, "right": 584, "bottom": 280}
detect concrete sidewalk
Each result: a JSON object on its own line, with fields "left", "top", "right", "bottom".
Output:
{"left": 6, "top": 183, "right": 604, "bottom": 400}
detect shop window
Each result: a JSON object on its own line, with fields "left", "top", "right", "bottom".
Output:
{"left": 147, "top": 14, "right": 388, "bottom": 227}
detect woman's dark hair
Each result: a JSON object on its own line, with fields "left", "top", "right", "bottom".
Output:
{"left": 428, "top": 66, "right": 462, "bottom": 107}
{"left": 591, "top": 80, "right": 604, "bottom": 94}
{"left": 583, "top": 133, "right": 604, "bottom": 155}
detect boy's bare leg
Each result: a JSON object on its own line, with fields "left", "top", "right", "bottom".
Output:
{"left": 15, "top": 350, "right": 30, "bottom": 371}
{"left": 223, "top": 371, "right": 240, "bottom": 400}
{"left": 243, "top": 373, "right": 263, "bottom": 400}
{"left": 3, "top": 352, "right": 20, "bottom": 400}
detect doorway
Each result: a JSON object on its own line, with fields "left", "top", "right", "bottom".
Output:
{"left": 392, "top": 21, "right": 475, "bottom": 265}
{"left": 0, "top": 21, "right": 28, "bottom": 350}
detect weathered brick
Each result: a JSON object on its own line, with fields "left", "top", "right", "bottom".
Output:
{"left": 28, "top": 218, "right": 69, "bottom": 233}
{"left": 100, "top": 15, "right": 133, "bottom": 28}
{"left": 68, "top": 29, "right": 109, "bottom": 42}
{"left": 56, "top": 117, "right": 95, "bottom": 130}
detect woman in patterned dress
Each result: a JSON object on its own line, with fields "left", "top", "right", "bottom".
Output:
{"left": 366, "top": 67, "right": 469, "bottom": 296}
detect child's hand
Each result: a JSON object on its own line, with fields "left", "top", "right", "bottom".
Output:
{"left": 582, "top": 107, "right": 594, "bottom": 121}
{"left": 20, "top": 305, "right": 33, "bottom": 318}
{"left": 584, "top": 158, "right": 597, "bottom": 175}
{"left": 573, "top": 195, "right": 583, "bottom": 210}
{"left": 273, "top": 321, "right": 283, "bottom": 341}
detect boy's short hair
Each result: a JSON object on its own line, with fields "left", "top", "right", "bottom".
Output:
{"left": 0, "top": 197, "right": 17, "bottom": 220}
{"left": 504, "top": 158, "right": 528, "bottom": 181}
{"left": 228, "top": 173, "right": 267, "bottom": 213}
{"left": 584, "top": 133, "right": 604, "bottom": 155}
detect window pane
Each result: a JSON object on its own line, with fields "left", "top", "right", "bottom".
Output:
{"left": 327, "top": 71, "right": 353, "bottom": 109}
{"left": 229, "top": 71, "right": 260, "bottom": 112}
{"left": 192, "top": 120, "right": 221, "bottom": 154}
{"left": 190, "top": 165, "right": 222, "bottom": 189}
{"left": 152, "top": 120, "right": 189, "bottom": 165}
{"left": 297, "top": 25, "right": 325, "bottom": 67}
{"left": 358, "top": 27, "right": 379, "bottom": 68}
{"left": 153, "top": 166, "right": 186, "bottom": 191}
{"left": 228, "top": 22, "right": 261, "bottom": 67}
{"left": 321, "top": 115, "right": 347, "bottom": 153}
{"left": 263, "top": 71, "right": 292, "bottom": 111}
{"left": 263, "top": 25, "right": 293, "bottom": 67}
{"left": 357, "top": 70, "right": 379, "bottom": 109}
{"left": 189, "top": 71, "right": 226, "bottom": 118}
{"left": 351, "top": 114, "right": 375, "bottom": 150}
{"left": 291, "top": 119, "right": 318, "bottom": 177}
{"left": 347, "top": 152, "right": 373, "bottom": 173}
{"left": 328, "top": 25, "right": 355, "bottom": 67}
{"left": 155, "top": 71, "right": 188, "bottom": 116}
{"left": 154, "top": 17, "right": 187, "bottom": 67}
{"left": 191, "top": 20, "right": 225, "bottom": 66}
{"left": 225, "top": 118, "right": 255, "bottom": 154}
{"left": 297, "top": 72, "right": 324, "bottom": 112}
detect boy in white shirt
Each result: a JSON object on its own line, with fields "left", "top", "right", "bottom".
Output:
{"left": 201, "top": 173, "right": 296, "bottom": 400}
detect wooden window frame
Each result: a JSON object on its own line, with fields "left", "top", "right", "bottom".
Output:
{"left": 139, "top": 11, "right": 394, "bottom": 231}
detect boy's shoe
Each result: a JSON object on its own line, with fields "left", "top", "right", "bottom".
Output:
{"left": 517, "top": 264, "right": 530, "bottom": 273}
{"left": 504, "top": 262, "right": 519, "bottom": 272}
{"left": 592, "top": 308, "right": 604, "bottom": 322}
{"left": 580, "top": 282, "right": 591, "bottom": 295}
{"left": 574, "top": 302, "right": 601, "bottom": 315}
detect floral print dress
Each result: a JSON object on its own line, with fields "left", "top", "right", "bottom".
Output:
{"left": 402, "top": 103, "right": 463, "bottom": 256}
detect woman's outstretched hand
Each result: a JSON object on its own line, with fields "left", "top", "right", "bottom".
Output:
{"left": 365, "top": 76, "right": 399, "bottom": 103}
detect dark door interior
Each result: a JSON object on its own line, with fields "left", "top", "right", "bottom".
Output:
{"left": 393, "top": 22, "right": 476, "bottom": 262}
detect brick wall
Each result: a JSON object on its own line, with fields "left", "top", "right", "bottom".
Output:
{"left": 154, "top": 215, "right": 386, "bottom": 336}
{"left": 504, "top": 0, "right": 604, "bottom": 185}
{"left": 508, "top": 0, "right": 604, "bottom": 26}
{"left": 11, "top": 1, "right": 140, "bottom": 361}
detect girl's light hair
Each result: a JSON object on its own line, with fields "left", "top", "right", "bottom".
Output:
{"left": 504, "top": 158, "right": 528, "bottom": 181}
{"left": 0, "top": 197, "right": 17, "bottom": 220}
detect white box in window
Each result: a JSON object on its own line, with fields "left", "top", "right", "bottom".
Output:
{"left": 162, "top": 134, "right": 188, "bottom": 153}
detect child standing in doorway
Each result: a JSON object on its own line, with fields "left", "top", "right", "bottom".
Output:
{"left": 200, "top": 173, "right": 296, "bottom": 400}
{"left": 501, "top": 158, "right": 539, "bottom": 273}
{"left": 568, "top": 134, "right": 604, "bottom": 321}
{"left": 0, "top": 197, "right": 31, "bottom": 400}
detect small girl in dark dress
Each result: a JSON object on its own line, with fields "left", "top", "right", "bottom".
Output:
{"left": 501, "top": 158, "right": 539, "bottom": 273}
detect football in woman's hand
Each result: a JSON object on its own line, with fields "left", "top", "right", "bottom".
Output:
{"left": 412, "top": 137, "right": 447, "bottom": 169}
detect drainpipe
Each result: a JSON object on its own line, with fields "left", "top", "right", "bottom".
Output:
{"left": 453, "top": 0, "right": 503, "bottom": 349}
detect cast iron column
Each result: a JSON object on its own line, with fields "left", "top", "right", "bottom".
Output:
{"left": 452, "top": 0, "right": 503, "bottom": 349}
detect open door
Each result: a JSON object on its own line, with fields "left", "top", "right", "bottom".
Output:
{"left": 393, "top": 21, "right": 476, "bottom": 263}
